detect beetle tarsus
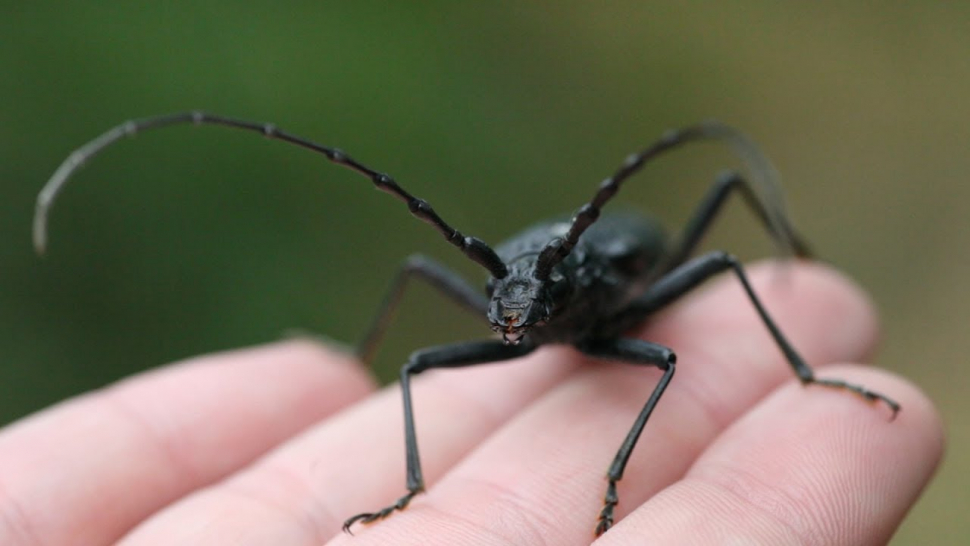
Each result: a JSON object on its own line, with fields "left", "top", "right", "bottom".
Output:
{"left": 342, "top": 489, "right": 422, "bottom": 534}
{"left": 595, "top": 479, "right": 619, "bottom": 536}
{"left": 810, "top": 378, "right": 901, "bottom": 420}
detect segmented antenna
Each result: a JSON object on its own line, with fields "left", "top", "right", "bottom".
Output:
{"left": 33, "top": 112, "right": 508, "bottom": 279}
{"left": 535, "top": 121, "right": 798, "bottom": 281}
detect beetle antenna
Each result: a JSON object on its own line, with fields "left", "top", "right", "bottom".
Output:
{"left": 535, "top": 121, "right": 796, "bottom": 280}
{"left": 33, "top": 112, "right": 508, "bottom": 279}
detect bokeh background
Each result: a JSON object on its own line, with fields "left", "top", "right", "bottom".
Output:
{"left": 1, "top": 3, "right": 967, "bottom": 543}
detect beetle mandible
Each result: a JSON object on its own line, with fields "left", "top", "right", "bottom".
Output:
{"left": 33, "top": 112, "right": 899, "bottom": 536}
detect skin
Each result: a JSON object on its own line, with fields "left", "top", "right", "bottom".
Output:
{"left": 0, "top": 262, "right": 943, "bottom": 546}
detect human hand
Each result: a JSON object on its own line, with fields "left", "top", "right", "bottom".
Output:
{"left": 0, "top": 262, "right": 943, "bottom": 545}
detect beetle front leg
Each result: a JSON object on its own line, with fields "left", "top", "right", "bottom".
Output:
{"left": 578, "top": 338, "right": 676, "bottom": 536}
{"left": 342, "top": 339, "right": 535, "bottom": 534}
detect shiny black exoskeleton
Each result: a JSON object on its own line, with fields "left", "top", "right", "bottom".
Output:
{"left": 489, "top": 213, "right": 666, "bottom": 346}
{"left": 34, "top": 113, "right": 900, "bottom": 537}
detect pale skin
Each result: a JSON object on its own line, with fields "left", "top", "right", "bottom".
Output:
{"left": 0, "top": 262, "right": 944, "bottom": 545}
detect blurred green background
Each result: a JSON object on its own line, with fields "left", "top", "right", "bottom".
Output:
{"left": 1, "top": 2, "right": 967, "bottom": 543}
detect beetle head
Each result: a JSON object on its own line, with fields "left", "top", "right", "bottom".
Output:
{"left": 487, "top": 263, "right": 571, "bottom": 344}
{"left": 487, "top": 275, "right": 549, "bottom": 344}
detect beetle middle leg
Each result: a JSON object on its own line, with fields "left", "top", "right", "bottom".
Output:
{"left": 633, "top": 251, "right": 900, "bottom": 415}
{"left": 357, "top": 255, "right": 490, "bottom": 365}
{"left": 342, "top": 339, "right": 536, "bottom": 533}
{"left": 591, "top": 252, "right": 898, "bottom": 533}
{"left": 577, "top": 338, "right": 676, "bottom": 536}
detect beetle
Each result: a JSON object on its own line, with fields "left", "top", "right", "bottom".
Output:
{"left": 34, "top": 112, "right": 899, "bottom": 536}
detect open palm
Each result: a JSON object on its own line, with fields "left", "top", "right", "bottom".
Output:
{"left": 0, "top": 262, "right": 942, "bottom": 545}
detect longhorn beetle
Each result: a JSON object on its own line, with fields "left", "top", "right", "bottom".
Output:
{"left": 34, "top": 112, "right": 900, "bottom": 536}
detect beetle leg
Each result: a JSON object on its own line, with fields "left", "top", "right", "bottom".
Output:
{"left": 357, "top": 254, "right": 489, "bottom": 365}
{"left": 661, "top": 171, "right": 812, "bottom": 274}
{"left": 634, "top": 251, "right": 900, "bottom": 416}
{"left": 577, "top": 337, "right": 676, "bottom": 536}
{"left": 342, "top": 339, "right": 535, "bottom": 534}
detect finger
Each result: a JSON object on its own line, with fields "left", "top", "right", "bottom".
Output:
{"left": 604, "top": 366, "right": 944, "bottom": 545}
{"left": 326, "top": 261, "right": 884, "bottom": 544}
{"left": 0, "top": 340, "right": 373, "bottom": 546}
{"left": 116, "top": 345, "right": 582, "bottom": 545}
